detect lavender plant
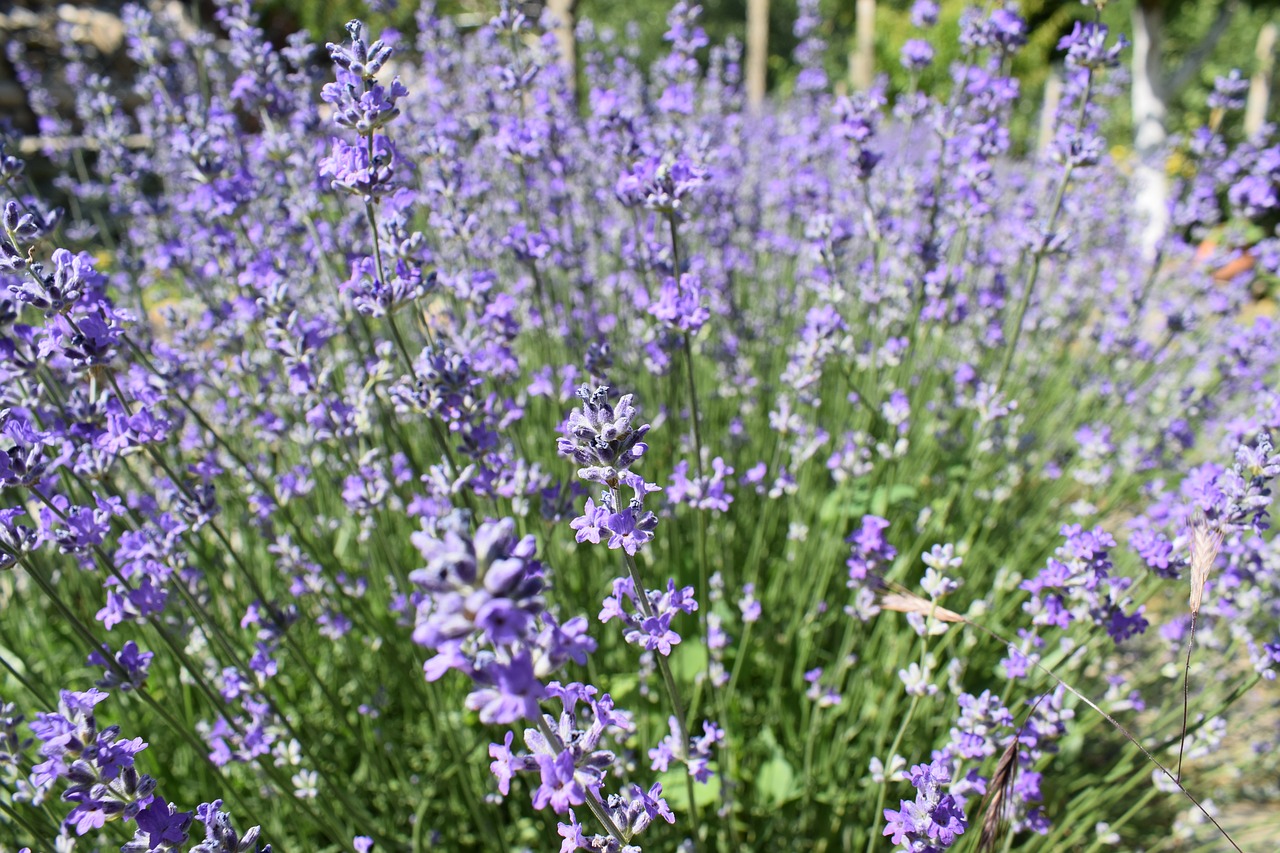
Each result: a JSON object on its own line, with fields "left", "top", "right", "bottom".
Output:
{"left": 1, "top": 0, "right": 1279, "bottom": 850}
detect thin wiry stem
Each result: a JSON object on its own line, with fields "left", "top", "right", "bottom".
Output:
{"left": 877, "top": 583, "right": 1243, "bottom": 853}
{"left": 1176, "top": 611, "right": 1199, "bottom": 783}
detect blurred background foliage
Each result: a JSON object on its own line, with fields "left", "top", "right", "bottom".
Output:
{"left": 251, "top": 0, "right": 1280, "bottom": 150}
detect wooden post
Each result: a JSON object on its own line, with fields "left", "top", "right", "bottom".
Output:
{"left": 849, "top": 0, "right": 876, "bottom": 91}
{"left": 545, "top": 0, "right": 579, "bottom": 105}
{"left": 1245, "top": 22, "right": 1277, "bottom": 137}
{"left": 1037, "top": 70, "right": 1063, "bottom": 158}
{"left": 746, "top": 0, "right": 770, "bottom": 111}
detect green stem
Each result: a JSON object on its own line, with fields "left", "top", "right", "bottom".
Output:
{"left": 617, "top": 544, "right": 702, "bottom": 843}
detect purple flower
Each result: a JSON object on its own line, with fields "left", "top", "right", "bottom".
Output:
{"left": 883, "top": 758, "right": 968, "bottom": 851}
{"left": 489, "top": 731, "right": 522, "bottom": 797}
{"left": 319, "top": 135, "right": 399, "bottom": 199}
{"left": 26, "top": 689, "right": 174, "bottom": 839}
{"left": 649, "top": 272, "right": 709, "bottom": 334}
{"left": 409, "top": 513, "right": 544, "bottom": 651}
{"left": 41, "top": 310, "right": 127, "bottom": 368}
{"left": 636, "top": 611, "right": 680, "bottom": 656}
{"left": 1020, "top": 525, "right": 1147, "bottom": 644}
{"left": 189, "top": 799, "right": 269, "bottom": 852}
{"left": 322, "top": 73, "right": 408, "bottom": 134}
{"left": 0, "top": 411, "right": 53, "bottom": 489}
{"left": 1057, "top": 21, "right": 1127, "bottom": 70}
{"left": 126, "top": 800, "right": 193, "bottom": 850}
{"left": 604, "top": 503, "right": 659, "bottom": 555}
{"left": 556, "top": 810, "right": 588, "bottom": 853}
{"left": 602, "top": 577, "right": 697, "bottom": 656}
{"left": 465, "top": 650, "right": 545, "bottom": 724}
{"left": 532, "top": 750, "right": 586, "bottom": 814}
{"left": 738, "top": 584, "right": 761, "bottom": 622}
{"left": 325, "top": 20, "right": 394, "bottom": 79}
{"left": 615, "top": 154, "right": 707, "bottom": 213}
{"left": 847, "top": 515, "right": 897, "bottom": 585}
{"left": 569, "top": 496, "right": 608, "bottom": 544}
{"left": 901, "top": 39, "right": 935, "bottom": 71}
{"left": 667, "top": 457, "right": 734, "bottom": 512}
{"left": 911, "top": 0, "right": 939, "bottom": 27}
{"left": 88, "top": 641, "right": 153, "bottom": 691}
{"left": 1208, "top": 69, "right": 1249, "bottom": 111}
{"left": 556, "top": 386, "right": 651, "bottom": 486}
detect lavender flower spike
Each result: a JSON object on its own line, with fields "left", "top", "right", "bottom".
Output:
{"left": 557, "top": 386, "right": 651, "bottom": 487}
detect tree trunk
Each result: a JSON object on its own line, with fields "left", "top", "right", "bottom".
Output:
{"left": 849, "top": 0, "right": 876, "bottom": 91}
{"left": 746, "top": 0, "right": 769, "bottom": 111}
{"left": 1245, "top": 23, "right": 1277, "bottom": 137}
{"left": 1131, "top": 0, "right": 1168, "bottom": 260}
{"left": 545, "top": 0, "right": 579, "bottom": 105}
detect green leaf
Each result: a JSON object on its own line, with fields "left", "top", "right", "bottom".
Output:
{"left": 819, "top": 486, "right": 865, "bottom": 523}
{"left": 756, "top": 755, "right": 799, "bottom": 807}
{"left": 889, "top": 483, "right": 918, "bottom": 505}
{"left": 658, "top": 768, "right": 722, "bottom": 811}
{"left": 871, "top": 485, "right": 889, "bottom": 517}
{"left": 334, "top": 523, "right": 352, "bottom": 558}
{"left": 670, "top": 639, "right": 708, "bottom": 682}
{"left": 869, "top": 482, "right": 920, "bottom": 516}
{"left": 606, "top": 672, "right": 639, "bottom": 702}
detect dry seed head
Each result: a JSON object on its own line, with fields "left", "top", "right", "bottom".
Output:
{"left": 1188, "top": 509, "right": 1224, "bottom": 615}
{"left": 879, "top": 592, "right": 965, "bottom": 624}
{"left": 977, "top": 737, "right": 1020, "bottom": 853}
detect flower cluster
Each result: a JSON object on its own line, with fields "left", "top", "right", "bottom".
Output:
{"left": 560, "top": 386, "right": 664, "bottom": 558}
{"left": 557, "top": 386, "right": 652, "bottom": 487}
{"left": 1020, "top": 525, "right": 1147, "bottom": 644}
{"left": 667, "top": 457, "right": 734, "bottom": 513}
{"left": 320, "top": 21, "right": 406, "bottom": 200}
{"left": 648, "top": 272, "right": 709, "bottom": 335}
{"left": 27, "top": 688, "right": 156, "bottom": 835}
{"left": 600, "top": 576, "right": 698, "bottom": 656}
{"left": 846, "top": 515, "right": 898, "bottom": 586}
{"left": 20, "top": 688, "right": 263, "bottom": 851}
{"left": 649, "top": 716, "right": 722, "bottom": 783}
{"left": 410, "top": 512, "right": 595, "bottom": 723}
{"left": 1207, "top": 430, "right": 1280, "bottom": 533}
{"left": 883, "top": 757, "right": 968, "bottom": 852}
{"left": 489, "top": 682, "right": 628, "bottom": 807}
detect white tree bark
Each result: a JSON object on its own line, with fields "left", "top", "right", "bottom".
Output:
{"left": 1131, "top": 0, "right": 1169, "bottom": 260}
{"left": 849, "top": 0, "right": 876, "bottom": 91}
{"left": 746, "top": 0, "right": 769, "bottom": 111}
{"left": 1245, "top": 23, "right": 1277, "bottom": 137}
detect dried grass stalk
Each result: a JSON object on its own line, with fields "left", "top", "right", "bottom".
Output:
{"left": 878, "top": 592, "right": 965, "bottom": 624}
{"left": 1188, "top": 509, "right": 1224, "bottom": 615}
{"left": 976, "top": 737, "right": 1020, "bottom": 853}
{"left": 1179, "top": 508, "right": 1225, "bottom": 783}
